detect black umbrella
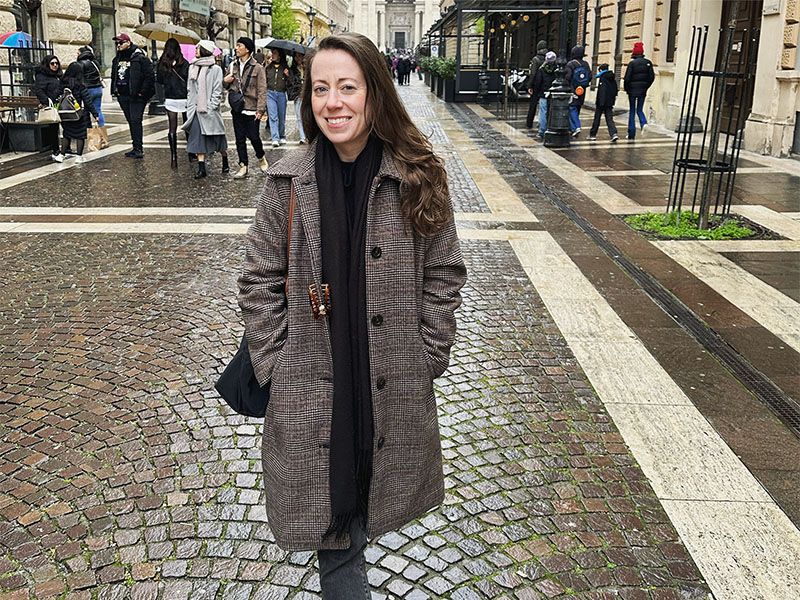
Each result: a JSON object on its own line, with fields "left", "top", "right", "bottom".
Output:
{"left": 266, "top": 39, "right": 308, "bottom": 55}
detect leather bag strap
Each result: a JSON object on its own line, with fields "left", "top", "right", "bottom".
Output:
{"left": 285, "top": 182, "right": 296, "bottom": 295}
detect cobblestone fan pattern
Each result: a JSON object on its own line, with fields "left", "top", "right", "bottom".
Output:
{"left": 0, "top": 228, "right": 709, "bottom": 598}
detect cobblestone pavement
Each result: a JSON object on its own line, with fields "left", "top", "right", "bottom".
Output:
{"left": 0, "top": 83, "right": 711, "bottom": 599}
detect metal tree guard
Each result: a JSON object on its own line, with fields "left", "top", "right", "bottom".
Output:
{"left": 667, "top": 21, "right": 758, "bottom": 224}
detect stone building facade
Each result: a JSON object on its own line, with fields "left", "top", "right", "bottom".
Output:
{"left": 351, "top": 0, "right": 441, "bottom": 50}
{"left": 582, "top": 0, "right": 800, "bottom": 157}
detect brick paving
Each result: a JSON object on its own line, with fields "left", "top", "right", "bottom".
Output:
{"left": 0, "top": 83, "right": 711, "bottom": 599}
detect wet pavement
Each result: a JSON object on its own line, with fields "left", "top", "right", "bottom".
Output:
{"left": 0, "top": 82, "right": 798, "bottom": 599}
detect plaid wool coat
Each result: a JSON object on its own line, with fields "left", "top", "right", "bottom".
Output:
{"left": 238, "top": 141, "right": 467, "bottom": 551}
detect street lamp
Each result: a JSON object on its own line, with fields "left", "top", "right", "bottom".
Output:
{"left": 329, "top": 18, "right": 336, "bottom": 34}
{"left": 307, "top": 6, "right": 317, "bottom": 40}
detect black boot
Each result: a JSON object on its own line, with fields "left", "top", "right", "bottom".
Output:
{"left": 168, "top": 133, "right": 178, "bottom": 169}
{"left": 194, "top": 161, "right": 207, "bottom": 179}
{"left": 221, "top": 154, "right": 230, "bottom": 174}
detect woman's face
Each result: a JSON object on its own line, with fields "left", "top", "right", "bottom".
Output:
{"left": 48, "top": 58, "right": 60, "bottom": 72}
{"left": 270, "top": 49, "right": 280, "bottom": 63}
{"left": 195, "top": 46, "right": 201, "bottom": 58}
{"left": 310, "top": 49, "right": 369, "bottom": 162}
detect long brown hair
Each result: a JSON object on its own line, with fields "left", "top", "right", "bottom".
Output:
{"left": 301, "top": 33, "right": 450, "bottom": 236}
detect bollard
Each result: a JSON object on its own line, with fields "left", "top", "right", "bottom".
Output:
{"left": 543, "top": 62, "right": 572, "bottom": 148}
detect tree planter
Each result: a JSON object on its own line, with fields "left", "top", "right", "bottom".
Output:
{"left": 424, "top": 72, "right": 430, "bottom": 86}
{"left": 436, "top": 76, "right": 444, "bottom": 98}
{"left": 443, "top": 79, "right": 455, "bottom": 102}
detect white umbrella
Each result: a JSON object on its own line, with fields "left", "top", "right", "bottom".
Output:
{"left": 254, "top": 37, "right": 274, "bottom": 49}
{"left": 135, "top": 22, "right": 201, "bottom": 45}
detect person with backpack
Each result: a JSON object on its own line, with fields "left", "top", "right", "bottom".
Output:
{"left": 110, "top": 33, "right": 155, "bottom": 159}
{"left": 525, "top": 40, "right": 548, "bottom": 129}
{"left": 623, "top": 41, "right": 656, "bottom": 140}
{"left": 157, "top": 38, "right": 190, "bottom": 169}
{"left": 76, "top": 46, "right": 105, "bottom": 131}
{"left": 588, "top": 63, "right": 619, "bottom": 143}
{"left": 222, "top": 36, "right": 268, "bottom": 179}
{"left": 563, "top": 45, "right": 591, "bottom": 138}
{"left": 33, "top": 54, "right": 65, "bottom": 162}
{"left": 531, "top": 51, "right": 558, "bottom": 140}
{"left": 59, "top": 62, "right": 100, "bottom": 163}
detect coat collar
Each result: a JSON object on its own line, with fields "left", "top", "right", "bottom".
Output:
{"left": 266, "top": 137, "right": 402, "bottom": 185}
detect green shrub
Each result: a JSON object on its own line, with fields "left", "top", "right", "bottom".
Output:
{"left": 624, "top": 210, "right": 754, "bottom": 240}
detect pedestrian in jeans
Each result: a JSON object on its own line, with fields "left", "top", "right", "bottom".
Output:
{"left": 223, "top": 36, "right": 268, "bottom": 179}
{"left": 111, "top": 33, "right": 154, "bottom": 159}
{"left": 623, "top": 42, "right": 655, "bottom": 140}
{"left": 563, "top": 45, "right": 591, "bottom": 138}
{"left": 525, "top": 40, "right": 548, "bottom": 129}
{"left": 76, "top": 46, "right": 105, "bottom": 132}
{"left": 530, "top": 51, "right": 557, "bottom": 140}
{"left": 237, "top": 32, "right": 466, "bottom": 599}
{"left": 588, "top": 63, "right": 619, "bottom": 143}
{"left": 265, "top": 48, "right": 290, "bottom": 147}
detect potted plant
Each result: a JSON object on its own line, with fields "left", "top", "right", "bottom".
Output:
{"left": 440, "top": 57, "right": 456, "bottom": 102}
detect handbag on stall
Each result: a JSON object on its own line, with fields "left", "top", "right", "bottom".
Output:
{"left": 36, "top": 100, "right": 61, "bottom": 124}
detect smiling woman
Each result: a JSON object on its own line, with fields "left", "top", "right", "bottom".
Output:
{"left": 238, "top": 31, "right": 467, "bottom": 600}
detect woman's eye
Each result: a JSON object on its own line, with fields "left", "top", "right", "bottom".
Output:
{"left": 341, "top": 85, "right": 357, "bottom": 93}
{"left": 313, "top": 86, "right": 328, "bottom": 95}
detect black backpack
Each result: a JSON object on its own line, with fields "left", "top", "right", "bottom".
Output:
{"left": 136, "top": 51, "right": 156, "bottom": 101}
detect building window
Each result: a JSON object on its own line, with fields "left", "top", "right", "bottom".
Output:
{"left": 613, "top": 0, "right": 627, "bottom": 79}
{"left": 90, "top": 0, "right": 116, "bottom": 72}
{"left": 10, "top": 0, "right": 44, "bottom": 40}
{"left": 666, "top": 0, "right": 680, "bottom": 63}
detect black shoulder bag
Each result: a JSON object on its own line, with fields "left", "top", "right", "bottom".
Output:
{"left": 228, "top": 62, "right": 254, "bottom": 114}
{"left": 215, "top": 184, "right": 295, "bottom": 418}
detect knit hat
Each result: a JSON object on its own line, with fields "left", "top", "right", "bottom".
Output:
{"left": 545, "top": 51, "right": 556, "bottom": 63}
{"left": 237, "top": 36, "right": 256, "bottom": 55}
{"left": 197, "top": 39, "right": 216, "bottom": 55}
{"left": 598, "top": 63, "right": 609, "bottom": 71}
{"left": 632, "top": 42, "right": 644, "bottom": 56}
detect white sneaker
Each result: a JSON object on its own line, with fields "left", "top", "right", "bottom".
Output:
{"left": 258, "top": 156, "right": 269, "bottom": 173}
{"left": 74, "top": 155, "right": 85, "bottom": 164}
{"left": 271, "top": 140, "right": 280, "bottom": 148}
{"left": 232, "top": 164, "right": 248, "bottom": 179}
{"left": 641, "top": 124, "right": 649, "bottom": 138}
{"left": 279, "top": 138, "right": 287, "bottom": 146}
{"left": 51, "top": 153, "right": 64, "bottom": 163}
{"left": 571, "top": 128, "right": 581, "bottom": 138}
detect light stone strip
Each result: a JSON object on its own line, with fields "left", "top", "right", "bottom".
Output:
{"left": 0, "top": 127, "right": 169, "bottom": 191}
{"left": 654, "top": 240, "right": 800, "bottom": 352}
{"left": 730, "top": 206, "right": 800, "bottom": 241}
{"left": 510, "top": 231, "right": 800, "bottom": 600}
{"left": 593, "top": 169, "right": 665, "bottom": 177}
{"left": 697, "top": 240, "right": 800, "bottom": 252}
{"left": 0, "top": 207, "right": 256, "bottom": 216}
{"left": 467, "top": 104, "right": 644, "bottom": 214}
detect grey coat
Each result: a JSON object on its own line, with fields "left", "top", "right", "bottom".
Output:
{"left": 238, "top": 141, "right": 467, "bottom": 551}
{"left": 183, "top": 62, "right": 225, "bottom": 136}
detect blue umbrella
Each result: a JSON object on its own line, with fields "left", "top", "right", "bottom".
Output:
{"left": 0, "top": 31, "right": 33, "bottom": 48}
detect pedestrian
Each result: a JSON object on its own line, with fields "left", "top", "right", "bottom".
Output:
{"left": 287, "top": 52, "right": 307, "bottom": 144}
{"left": 223, "top": 36, "right": 268, "bottom": 179}
{"left": 237, "top": 31, "right": 466, "bottom": 597}
{"left": 531, "top": 51, "right": 558, "bottom": 140}
{"left": 157, "top": 38, "right": 190, "bottom": 169}
{"left": 265, "top": 48, "right": 290, "bottom": 148}
{"left": 59, "top": 62, "right": 100, "bottom": 162}
{"left": 588, "top": 63, "right": 619, "bottom": 143}
{"left": 33, "top": 53, "right": 65, "bottom": 162}
{"left": 76, "top": 46, "right": 106, "bottom": 134}
{"left": 623, "top": 41, "right": 655, "bottom": 140}
{"left": 525, "top": 40, "right": 548, "bottom": 129}
{"left": 110, "top": 33, "right": 155, "bottom": 159}
{"left": 400, "top": 55, "right": 411, "bottom": 85}
{"left": 183, "top": 40, "right": 229, "bottom": 179}
{"left": 563, "top": 45, "right": 591, "bottom": 138}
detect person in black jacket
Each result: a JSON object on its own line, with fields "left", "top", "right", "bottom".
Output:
{"left": 525, "top": 40, "right": 548, "bottom": 129}
{"left": 530, "top": 51, "right": 557, "bottom": 140}
{"left": 623, "top": 41, "right": 655, "bottom": 140}
{"left": 111, "top": 33, "right": 155, "bottom": 159}
{"left": 76, "top": 46, "right": 105, "bottom": 128}
{"left": 588, "top": 64, "right": 619, "bottom": 142}
{"left": 60, "top": 62, "right": 100, "bottom": 162}
{"left": 157, "top": 38, "right": 190, "bottom": 169}
{"left": 32, "top": 54, "right": 65, "bottom": 162}
{"left": 563, "top": 45, "right": 591, "bottom": 137}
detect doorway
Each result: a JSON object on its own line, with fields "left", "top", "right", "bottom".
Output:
{"left": 716, "top": 0, "right": 762, "bottom": 135}
{"left": 394, "top": 32, "right": 406, "bottom": 50}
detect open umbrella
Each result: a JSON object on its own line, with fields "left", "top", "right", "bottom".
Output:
{"left": 135, "top": 22, "right": 200, "bottom": 45}
{"left": 0, "top": 31, "right": 33, "bottom": 48}
{"left": 266, "top": 39, "right": 308, "bottom": 55}
{"left": 254, "top": 37, "right": 274, "bottom": 49}
{"left": 179, "top": 43, "right": 221, "bottom": 63}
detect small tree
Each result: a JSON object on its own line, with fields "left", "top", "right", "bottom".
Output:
{"left": 271, "top": 0, "right": 299, "bottom": 41}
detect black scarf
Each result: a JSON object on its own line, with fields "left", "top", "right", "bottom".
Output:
{"left": 317, "top": 134, "right": 383, "bottom": 539}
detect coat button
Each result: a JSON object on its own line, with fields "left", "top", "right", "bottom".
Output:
{"left": 376, "top": 376, "right": 386, "bottom": 390}
{"left": 377, "top": 436, "right": 385, "bottom": 450}
{"left": 371, "top": 246, "right": 382, "bottom": 259}
{"left": 371, "top": 314, "right": 383, "bottom": 327}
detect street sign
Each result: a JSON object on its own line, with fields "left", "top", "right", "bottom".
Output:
{"left": 431, "top": 44, "right": 439, "bottom": 57}
{"left": 259, "top": 4, "right": 272, "bottom": 15}
{"left": 179, "top": 0, "right": 210, "bottom": 17}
